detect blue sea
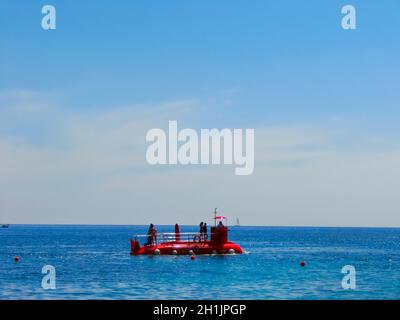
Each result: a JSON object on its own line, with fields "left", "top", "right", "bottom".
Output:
{"left": 0, "top": 225, "right": 399, "bottom": 300}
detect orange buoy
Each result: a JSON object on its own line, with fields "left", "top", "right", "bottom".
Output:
{"left": 300, "top": 261, "right": 305, "bottom": 267}
{"left": 14, "top": 256, "right": 20, "bottom": 263}
{"left": 190, "top": 255, "right": 196, "bottom": 260}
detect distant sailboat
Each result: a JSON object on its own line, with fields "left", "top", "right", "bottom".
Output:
{"left": 234, "top": 218, "right": 240, "bottom": 227}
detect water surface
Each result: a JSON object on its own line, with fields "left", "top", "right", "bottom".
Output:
{"left": 1, "top": 225, "right": 399, "bottom": 299}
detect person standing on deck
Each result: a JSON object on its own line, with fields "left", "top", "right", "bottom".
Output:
{"left": 146, "top": 223, "right": 157, "bottom": 246}
{"left": 203, "top": 223, "right": 208, "bottom": 240}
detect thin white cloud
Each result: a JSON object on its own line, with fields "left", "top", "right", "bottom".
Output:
{"left": 0, "top": 91, "right": 399, "bottom": 227}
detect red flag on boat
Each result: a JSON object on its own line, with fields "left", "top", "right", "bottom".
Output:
{"left": 214, "top": 216, "right": 226, "bottom": 219}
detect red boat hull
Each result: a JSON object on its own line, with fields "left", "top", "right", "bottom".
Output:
{"left": 130, "top": 239, "right": 243, "bottom": 255}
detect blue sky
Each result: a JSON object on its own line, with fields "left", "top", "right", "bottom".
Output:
{"left": 1, "top": 1, "right": 400, "bottom": 226}
{"left": 2, "top": 1, "right": 400, "bottom": 119}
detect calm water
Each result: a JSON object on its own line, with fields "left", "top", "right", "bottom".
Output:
{"left": 0, "top": 225, "right": 399, "bottom": 300}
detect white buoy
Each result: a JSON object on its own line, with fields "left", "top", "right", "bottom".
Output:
{"left": 228, "top": 249, "right": 235, "bottom": 254}
{"left": 154, "top": 249, "right": 161, "bottom": 255}
{"left": 171, "top": 250, "right": 177, "bottom": 255}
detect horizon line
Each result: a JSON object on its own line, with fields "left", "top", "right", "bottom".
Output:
{"left": 2, "top": 223, "right": 399, "bottom": 229}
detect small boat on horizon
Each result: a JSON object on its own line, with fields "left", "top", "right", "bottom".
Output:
{"left": 1, "top": 224, "right": 10, "bottom": 228}
{"left": 234, "top": 218, "right": 241, "bottom": 227}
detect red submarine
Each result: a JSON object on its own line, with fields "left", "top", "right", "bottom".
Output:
{"left": 130, "top": 209, "right": 243, "bottom": 255}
